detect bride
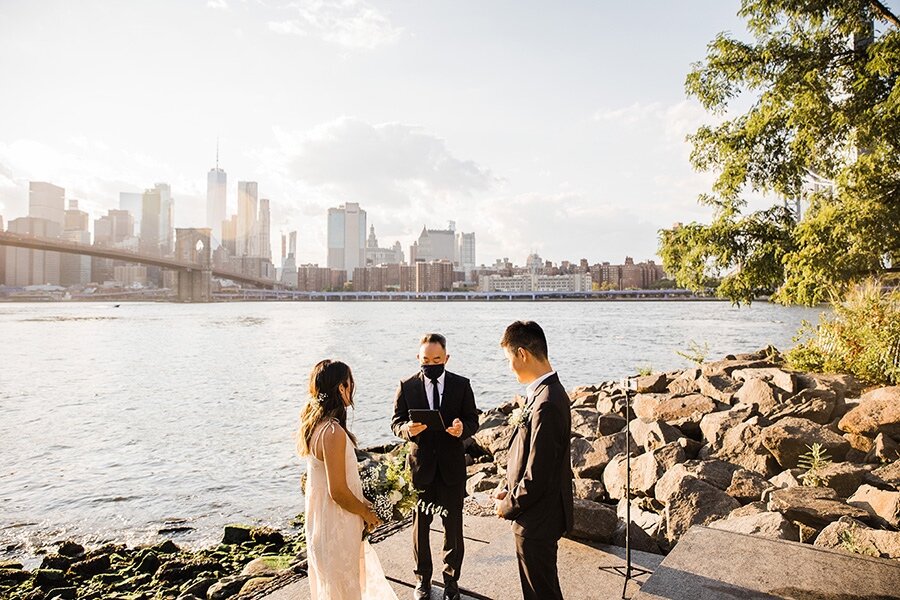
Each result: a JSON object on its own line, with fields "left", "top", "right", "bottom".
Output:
{"left": 297, "top": 359, "right": 399, "bottom": 600}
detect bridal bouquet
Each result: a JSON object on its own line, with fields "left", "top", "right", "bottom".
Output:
{"left": 359, "top": 449, "right": 447, "bottom": 527}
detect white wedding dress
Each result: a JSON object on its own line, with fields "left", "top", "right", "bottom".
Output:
{"left": 305, "top": 420, "right": 398, "bottom": 600}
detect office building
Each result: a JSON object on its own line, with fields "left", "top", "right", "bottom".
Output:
{"left": 207, "top": 159, "right": 227, "bottom": 245}
{"left": 415, "top": 260, "right": 453, "bottom": 293}
{"left": 478, "top": 272, "right": 593, "bottom": 293}
{"left": 60, "top": 200, "right": 91, "bottom": 286}
{"left": 327, "top": 202, "right": 366, "bottom": 278}
{"left": 258, "top": 198, "right": 272, "bottom": 260}
{"left": 457, "top": 232, "right": 476, "bottom": 281}
{"left": 237, "top": 181, "right": 258, "bottom": 257}
{"left": 5, "top": 217, "right": 61, "bottom": 286}
{"left": 119, "top": 192, "right": 143, "bottom": 233}
{"left": 409, "top": 223, "right": 456, "bottom": 264}
{"left": 365, "top": 225, "right": 404, "bottom": 266}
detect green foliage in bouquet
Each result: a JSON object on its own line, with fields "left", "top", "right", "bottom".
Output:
{"left": 360, "top": 448, "right": 422, "bottom": 523}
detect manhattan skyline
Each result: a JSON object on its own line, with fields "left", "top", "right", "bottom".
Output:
{"left": 0, "top": 1, "right": 772, "bottom": 266}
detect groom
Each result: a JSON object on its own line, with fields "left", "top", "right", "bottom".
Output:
{"left": 495, "top": 320, "right": 574, "bottom": 600}
{"left": 391, "top": 333, "right": 479, "bottom": 600}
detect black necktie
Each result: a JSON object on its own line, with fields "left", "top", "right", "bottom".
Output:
{"left": 431, "top": 378, "right": 441, "bottom": 411}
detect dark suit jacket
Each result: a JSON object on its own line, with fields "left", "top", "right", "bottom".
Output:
{"left": 391, "top": 370, "right": 480, "bottom": 488}
{"left": 499, "top": 372, "right": 574, "bottom": 539}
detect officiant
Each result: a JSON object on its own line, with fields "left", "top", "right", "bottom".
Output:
{"left": 391, "top": 333, "right": 480, "bottom": 600}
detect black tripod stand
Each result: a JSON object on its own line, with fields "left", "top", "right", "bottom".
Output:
{"left": 597, "top": 377, "right": 652, "bottom": 599}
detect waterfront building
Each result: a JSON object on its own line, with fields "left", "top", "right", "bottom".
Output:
{"left": 594, "top": 257, "right": 667, "bottom": 289}
{"left": 478, "top": 272, "right": 593, "bottom": 293}
{"left": 457, "top": 231, "right": 476, "bottom": 281}
{"left": 365, "top": 225, "right": 404, "bottom": 266}
{"left": 280, "top": 231, "right": 298, "bottom": 288}
{"left": 415, "top": 259, "right": 453, "bottom": 292}
{"left": 5, "top": 216, "right": 61, "bottom": 286}
{"left": 409, "top": 223, "right": 456, "bottom": 265}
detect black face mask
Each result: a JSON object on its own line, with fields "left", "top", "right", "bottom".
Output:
{"left": 421, "top": 363, "right": 445, "bottom": 381}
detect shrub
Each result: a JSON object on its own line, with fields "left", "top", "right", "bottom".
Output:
{"left": 786, "top": 280, "right": 900, "bottom": 385}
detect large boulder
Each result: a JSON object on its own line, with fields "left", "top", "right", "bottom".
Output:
{"left": 733, "top": 378, "right": 784, "bottom": 415}
{"left": 569, "top": 499, "right": 618, "bottom": 542}
{"left": 597, "top": 413, "right": 627, "bottom": 436}
{"left": 701, "top": 357, "right": 774, "bottom": 379}
{"left": 603, "top": 442, "right": 686, "bottom": 500}
{"left": 664, "top": 476, "right": 740, "bottom": 543}
{"left": 814, "top": 516, "right": 900, "bottom": 559}
{"left": 816, "top": 462, "right": 873, "bottom": 498}
{"left": 473, "top": 422, "right": 515, "bottom": 456}
{"left": 869, "top": 460, "right": 900, "bottom": 491}
{"left": 207, "top": 574, "right": 253, "bottom": 600}
{"left": 708, "top": 510, "right": 800, "bottom": 541}
{"left": 573, "top": 478, "right": 606, "bottom": 502}
{"left": 571, "top": 432, "right": 633, "bottom": 479}
{"left": 767, "top": 389, "right": 838, "bottom": 425}
{"left": 634, "top": 373, "right": 669, "bottom": 393}
{"left": 667, "top": 368, "right": 700, "bottom": 395}
{"left": 697, "top": 374, "right": 741, "bottom": 403}
{"left": 655, "top": 460, "right": 738, "bottom": 503}
{"left": 726, "top": 469, "right": 770, "bottom": 504}
{"left": 767, "top": 486, "right": 870, "bottom": 530}
{"left": 613, "top": 519, "right": 663, "bottom": 554}
{"left": 847, "top": 484, "right": 900, "bottom": 528}
{"left": 702, "top": 416, "right": 779, "bottom": 476}
{"left": 699, "top": 404, "right": 755, "bottom": 448}
{"left": 732, "top": 368, "right": 798, "bottom": 395}
{"left": 632, "top": 394, "right": 667, "bottom": 421}
{"left": 571, "top": 408, "right": 600, "bottom": 439}
{"left": 760, "top": 417, "right": 850, "bottom": 469}
{"left": 838, "top": 386, "right": 900, "bottom": 438}
{"left": 866, "top": 433, "right": 900, "bottom": 463}
{"left": 649, "top": 394, "right": 719, "bottom": 436}
{"left": 630, "top": 419, "right": 682, "bottom": 452}
{"left": 616, "top": 497, "right": 664, "bottom": 539}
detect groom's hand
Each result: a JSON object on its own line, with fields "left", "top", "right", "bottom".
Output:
{"left": 406, "top": 422, "right": 427, "bottom": 437}
{"left": 493, "top": 490, "right": 508, "bottom": 518}
{"left": 446, "top": 418, "right": 463, "bottom": 438}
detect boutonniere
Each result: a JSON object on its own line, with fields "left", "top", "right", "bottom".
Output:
{"left": 508, "top": 403, "right": 533, "bottom": 428}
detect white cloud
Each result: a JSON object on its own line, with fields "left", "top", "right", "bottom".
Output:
{"left": 269, "top": 0, "right": 402, "bottom": 49}
{"left": 206, "top": 0, "right": 230, "bottom": 10}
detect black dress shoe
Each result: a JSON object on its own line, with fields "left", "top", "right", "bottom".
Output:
{"left": 413, "top": 581, "right": 431, "bottom": 600}
{"left": 442, "top": 580, "right": 461, "bottom": 600}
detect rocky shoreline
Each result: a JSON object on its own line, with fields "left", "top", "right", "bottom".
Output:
{"left": 3, "top": 348, "right": 898, "bottom": 599}
{"left": 463, "top": 347, "right": 900, "bottom": 559}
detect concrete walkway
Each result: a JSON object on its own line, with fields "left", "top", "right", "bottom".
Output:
{"left": 261, "top": 514, "right": 663, "bottom": 600}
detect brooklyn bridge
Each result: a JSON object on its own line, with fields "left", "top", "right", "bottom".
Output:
{"left": 0, "top": 229, "right": 277, "bottom": 302}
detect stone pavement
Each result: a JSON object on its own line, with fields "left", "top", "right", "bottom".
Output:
{"left": 261, "top": 514, "right": 663, "bottom": 599}
{"left": 633, "top": 526, "right": 900, "bottom": 600}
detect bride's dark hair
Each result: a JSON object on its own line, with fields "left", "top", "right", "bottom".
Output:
{"left": 296, "top": 359, "right": 357, "bottom": 456}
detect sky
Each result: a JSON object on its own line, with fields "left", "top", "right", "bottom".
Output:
{"left": 0, "top": 0, "right": 758, "bottom": 266}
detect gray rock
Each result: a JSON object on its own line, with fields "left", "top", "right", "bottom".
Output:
{"left": 571, "top": 432, "right": 632, "bottom": 480}
{"left": 616, "top": 497, "right": 664, "bottom": 538}
{"left": 466, "top": 472, "right": 502, "bottom": 495}
{"left": 571, "top": 407, "right": 599, "bottom": 439}
{"left": 699, "top": 404, "right": 755, "bottom": 448}
{"left": 650, "top": 394, "right": 719, "bottom": 436}
{"left": 629, "top": 419, "right": 681, "bottom": 452}
{"left": 181, "top": 578, "right": 216, "bottom": 598}
{"left": 726, "top": 469, "right": 770, "bottom": 503}
{"left": 704, "top": 416, "right": 779, "bottom": 476}
{"left": 760, "top": 417, "right": 850, "bottom": 469}
{"left": 667, "top": 368, "right": 700, "bottom": 395}
{"left": 655, "top": 460, "right": 738, "bottom": 503}
{"left": 697, "top": 374, "right": 741, "bottom": 403}
{"left": 816, "top": 462, "right": 872, "bottom": 498}
{"left": 847, "top": 484, "right": 900, "bottom": 528}
{"left": 734, "top": 378, "right": 783, "bottom": 415}
{"left": 222, "top": 524, "right": 252, "bottom": 545}
{"left": 569, "top": 499, "right": 618, "bottom": 542}
{"left": 597, "top": 413, "right": 626, "bottom": 436}
{"left": 573, "top": 477, "right": 606, "bottom": 502}
{"left": 613, "top": 519, "right": 663, "bottom": 554}
{"left": 664, "top": 476, "right": 740, "bottom": 543}
{"left": 866, "top": 432, "right": 900, "bottom": 463}
{"left": 768, "top": 469, "right": 802, "bottom": 490}
{"left": 634, "top": 373, "right": 669, "bottom": 393}
{"left": 767, "top": 389, "right": 837, "bottom": 425}
{"left": 728, "top": 501, "right": 768, "bottom": 518}
{"left": 709, "top": 511, "right": 800, "bottom": 541}
{"left": 473, "top": 422, "right": 515, "bottom": 456}
{"left": 869, "top": 460, "right": 900, "bottom": 491}
{"left": 767, "top": 486, "right": 870, "bottom": 530}
{"left": 239, "top": 576, "right": 276, "bottom": 597}
{"left": 604, "top": 443, "right": 686, "bottom": 500}
{"left": 814, "top": 516, "right": 900, "bottom": 559}
{"left": 207, "top": 574, "right": 252, "bottom": 600}
{"left": 632, "top": 393, "right": 667, "bottom": 422}
{"left": 732, "top": 367, "right": 798, "bottom": 394}
{"left": 838, "top": 386, "right": 900, "bottom": 438}
{"left": 701, "top": 357, "right": 774, "bottom": 378}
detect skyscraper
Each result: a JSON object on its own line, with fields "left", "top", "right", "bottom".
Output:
{"left": 327, "top": 202, "right": 366, "bottom": 278}
{"left": 258, "top": 198, "right": 272, "bottom": 260}
{"left": 458, "top": 232, "right": 476, "bottom": 281}
{"left": 206, "top": 149, "right": 226, "bottom": 246}
{"left": 156, "top": 183, "right": 174, "bottom": 255}
{"left": 60, "top": 200, "right": 91, "bottom": 286}
{"left": 236, "top": 181, "right": 258, "bottom": 257}
{"left": 140, "top": 187, "right": 162, "bottom": 255}
{"left": 119, "top": 192, "right": 143, "bottom": 233}
{"left": 29, "top": 182, "right": 65, "bottom": 228}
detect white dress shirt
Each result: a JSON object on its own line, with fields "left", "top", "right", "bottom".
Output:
{"left": 525, "top": 370, "right": 556, "bottom": 403}
{"left": 424, "top": 371, "right": 446, "bottom": 410}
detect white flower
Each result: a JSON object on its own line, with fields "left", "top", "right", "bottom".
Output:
{"left": 389, "top": 490, "right": 403, "bottom": 504}
{"left": 508, "top": 405, "right": 533, "bottom": 428}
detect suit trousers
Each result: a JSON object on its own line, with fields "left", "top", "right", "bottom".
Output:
{"left": 514, "top": 533, "right": 563, "bottom": 600}
{"left": 412, "top": 471, "right": 465, "bottom": 585}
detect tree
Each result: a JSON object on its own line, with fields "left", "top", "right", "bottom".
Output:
{"left": 659, "top": 0, "right": 900, "bottom": 305}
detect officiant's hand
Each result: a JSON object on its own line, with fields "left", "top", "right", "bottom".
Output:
{"left": 446, "top": 418, "right": 463, "bottom": 438}
{"left": 407, "top": 422, "right": 427, "bottom": 437}
{"left": 492, "top": 490, "right": 508, "bottom": 518}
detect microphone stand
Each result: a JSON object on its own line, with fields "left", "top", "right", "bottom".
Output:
{"left": 597, "top": 378, "right": 652, "bottom": 599}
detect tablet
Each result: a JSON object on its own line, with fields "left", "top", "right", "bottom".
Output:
{"left": 408, "top": 409, "right": 446, "bottom": 431}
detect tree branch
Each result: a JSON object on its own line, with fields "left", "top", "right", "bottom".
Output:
{"left": 869, "top": 0, "right": 900, "bottom": 29}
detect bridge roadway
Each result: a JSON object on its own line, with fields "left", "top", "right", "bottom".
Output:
{"left": 0, "top": 231, "right": 276, "bottom": 289}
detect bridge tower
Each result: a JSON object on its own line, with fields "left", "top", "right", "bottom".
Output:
{"left": 175, "top": 228, "right": 212, "bottom": 302}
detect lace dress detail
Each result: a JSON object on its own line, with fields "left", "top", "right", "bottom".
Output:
{"left": 305, "top": 420, "right": 398, "bottom": 600}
